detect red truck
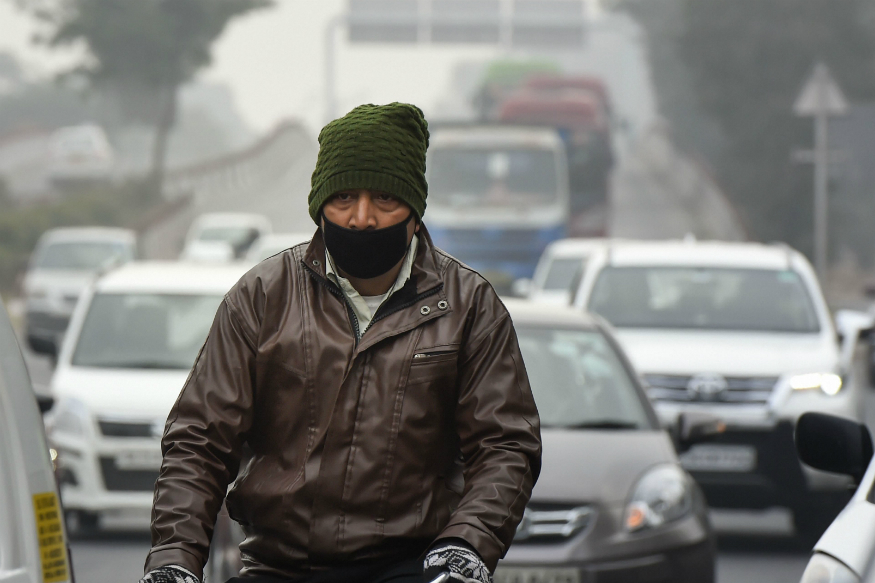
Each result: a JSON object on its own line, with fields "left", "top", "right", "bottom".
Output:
{"left": 497, "top": 75, "right": 615, "bottom": 237}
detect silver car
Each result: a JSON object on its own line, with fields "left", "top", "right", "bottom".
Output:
{"left": 495, "top": 300, "right": 715, "bottom": 583}
{"left": 23, "top": 227, "right": 137, "bottom": 358}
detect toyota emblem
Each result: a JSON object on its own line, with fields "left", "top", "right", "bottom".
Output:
{"left": 687, "top": 373, "right": 728, "bottom": 401}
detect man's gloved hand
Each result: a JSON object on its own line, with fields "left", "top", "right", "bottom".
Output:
{"left": 423, "top": 540, "right": 492, "bottom": 583}
{"left": 138, "top": 565, "right": 200, "bottom": 583}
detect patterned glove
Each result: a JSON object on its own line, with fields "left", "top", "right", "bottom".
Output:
{"left": 139, "top": 565, "right": 200, "bottom": 583}
{"left": 423, "top": 541, "right": 493, "bottom": 583}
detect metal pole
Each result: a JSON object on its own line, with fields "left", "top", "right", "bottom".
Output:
{"left": 324, "top": 16, "right": 344, "bottom": 124}
{"left": 814, "top": 110, "right": 829, "bottom": 278}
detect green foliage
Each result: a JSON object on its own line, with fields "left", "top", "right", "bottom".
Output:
{"left": 481, "top": 58, "right": 562, "bottom": 87}
{"left": 14, "top": 0, "right": 272, "bottom": 178}
{"left": 28, "top": 0, "right": 272, "bottom": 89}
{"left": 630, "top": 0, "right": 875, "bottom": 257}
{"left": 0, "top": 180, "right": 159, "bottom": 294}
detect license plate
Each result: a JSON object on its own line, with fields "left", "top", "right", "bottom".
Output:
{"left": 494, "top": 567, "right": 581, "bottom": 583}
{"left": 115, "top": 450, "right": 163, "bottom": 470}
{"left": 679, "top": 444, "right": 757, "bottom": 472}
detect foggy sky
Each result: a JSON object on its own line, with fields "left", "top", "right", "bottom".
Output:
{"left": 0, "top": 1, "right": 500, "bottom": 137}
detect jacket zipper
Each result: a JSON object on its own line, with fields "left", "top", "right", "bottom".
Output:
{"left": 303, "top": 262, "right": 361, "bottom": 343}
{"left": 412, "top": 350, "right": 457, "bottom": 359}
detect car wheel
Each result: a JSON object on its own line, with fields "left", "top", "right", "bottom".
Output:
{"left": 65, "top": 510, "right": 100, "bottom": 537}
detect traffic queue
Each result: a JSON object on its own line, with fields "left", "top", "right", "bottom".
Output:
{"left": 4, "top": 213, "right": 875, "bottom": 582}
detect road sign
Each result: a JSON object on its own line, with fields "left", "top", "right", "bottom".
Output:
{"left": 793, "top": 61, "right": 849, "bottom": 278}
{"left": 346, "top": 0, "right": 586, "bottom": 48}
{"left": 794, "top": 62, "right": 848, "bottom": 117}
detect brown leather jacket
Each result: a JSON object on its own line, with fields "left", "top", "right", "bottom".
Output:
{"left": 145, "top": 226, "right": 542, "bottom": 579}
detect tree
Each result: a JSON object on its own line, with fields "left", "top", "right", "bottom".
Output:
{"left": 628, "top": 0, "right": 875, "bottom": 258}
{"left": 16, "top": 0, "right": 272, "bottom": 190}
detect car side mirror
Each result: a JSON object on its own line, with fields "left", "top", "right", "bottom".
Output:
{"left": 511, "top": 278, "right": 532, "bottom": 298}
{"left": 796, "top": 412, "right": 873, "bottom": 484}
{"left": 36, "top": 394, "right": 55, "bottom": 414}
{"left": 834, "top": 309, "right": 874, "bottom": 372}
{"left": 674, "top": 412, "right": 726, "bottom": 453}
{"left": 27, "top": 335, "right": 58, "bottom": 360}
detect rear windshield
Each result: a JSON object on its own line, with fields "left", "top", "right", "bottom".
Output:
{"left": 516, "top": 326, "right": 651, "bottom": 430}
{"left": 588, "top": 266, "right": 821, "bottom": 333}
{"left": 34, "top": 241, "right": 132, "bottom": 271}
{"left": 72, "top": 293, "right": 222, "bottom": 369}
{"left": 542, "top": 257, "right": 587, "bottom": 292}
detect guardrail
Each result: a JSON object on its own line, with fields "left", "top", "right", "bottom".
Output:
{"left": 163, "top": 119, "right": 310, "bottom": 202}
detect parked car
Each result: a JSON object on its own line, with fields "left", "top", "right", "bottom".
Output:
{"left": 0, "top": 297, "right": 73, "bottom": 583}
{"left": 181, "top": 213, "right": 272, "bottom": 261}
{"left": 24, "top": 227, "right": 137, "bottom": 358}
{"left": 796, "top": 412, "right": 874, "bottom": 582}
{"left": 48, "top": 123, "right": 115, "bottom": 188}
{"left": 572, "top": 239, "right": 873, "bottom": 542}
{"left": 205, "top": 301, "right": 718, "bottom": 583}
{"left": 244, "top": 232, "right": 312, "bottom": 264}
{"left": 45, "top": 261, "right": 248, "bottom": 531}
{"left": 514, "top": 237, "right": 612, "bottom": 302}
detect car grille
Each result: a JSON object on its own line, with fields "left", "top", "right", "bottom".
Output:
{"left": 98, "top": 420, "right": 154, "bottom": 438}
{"left": 514, "top": 502, "right": 595, "bottom": 542}
{"left": 99, "top": 457, "right": 159, "bottom": 492}
{"left": 644, "top": 374, "right": 779, "bottom": 404}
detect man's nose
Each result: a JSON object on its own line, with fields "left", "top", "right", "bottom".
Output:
{"left": 350, "top": 195, "right": 378, "bottom": 229}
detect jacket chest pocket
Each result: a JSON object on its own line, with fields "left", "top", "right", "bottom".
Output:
{"left": 406, "top": 348, "right": 459, "bottom": 386}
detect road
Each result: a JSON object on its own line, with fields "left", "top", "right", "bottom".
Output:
{"left": 22, "top": 342, "right": 868, "bottom": 583}
{"left": 63, "top": 516, "right": 813, "bottom": 583}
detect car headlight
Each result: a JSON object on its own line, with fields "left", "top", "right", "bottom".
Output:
{"left": 624, "top": 464, "right": 692, "bottom": 532}
{"left": 790, "top": 373, "right": 843, "bottom": 396}
{"left": 47, "top": 397, "right": 91, "bottom": 436}
{"left": 800, "top": 553, "right": 859, "bottom": 583}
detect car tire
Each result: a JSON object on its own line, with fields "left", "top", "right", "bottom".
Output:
{"left": 65, "top": 510, "right": 100, "bottom": 537}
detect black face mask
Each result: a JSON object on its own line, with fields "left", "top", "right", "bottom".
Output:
{"left": 322, "top": 212, "right": 414, "bottom": 279}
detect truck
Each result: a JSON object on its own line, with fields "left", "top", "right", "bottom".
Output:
{"left": 498, "top": 75, "right": 615, "bottom": 237}
{"left": 425, "top": 124, "right": 570, "bottom": 294}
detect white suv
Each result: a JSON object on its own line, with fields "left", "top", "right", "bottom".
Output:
{"left": 572, "top": 239, "right": 871, "bottom": 541}
{"left": 46, "top": 261, "right": 247, "bottom": 530}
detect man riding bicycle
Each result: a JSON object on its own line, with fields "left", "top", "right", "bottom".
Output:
{"left": 139, "top": 103, "right": 542, "bottom": 583}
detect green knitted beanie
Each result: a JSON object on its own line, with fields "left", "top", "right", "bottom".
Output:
{"left": 308, "top": 102, "right": 429, "bottom": 224}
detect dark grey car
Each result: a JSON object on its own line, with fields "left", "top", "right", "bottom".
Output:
{"left": 495, "top": 300, "right": 715, "bottom": 583}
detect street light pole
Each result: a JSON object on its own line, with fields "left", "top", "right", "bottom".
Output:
{"left": 324, "top": 15, "right": 345, "bottom": 124}
{"left": 813, "top": 107, "right": 829, "bottom": 279}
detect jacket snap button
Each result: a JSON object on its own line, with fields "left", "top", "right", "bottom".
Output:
{"left": 420, "top": 305, "right": 431, "bottom": 315}
{"left": 437, "top": 300, "right": 448, "bottom": 310}
{"left": 312, "top": 259, "right": 321, "bottom": 266}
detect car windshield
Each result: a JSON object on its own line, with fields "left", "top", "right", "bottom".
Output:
{"left": 428, "top": 148, "right": 559, "bottom": 208}
{"left": 542, "top": 257, "right": 587, "bottom": 292}
{"left": 516, "top": 326, "right": 651, "bottom": 429}
{"left": 199, "top": 226, "right": 261, "bottom": 248}
{"left": 72, "top": 293, "right": 222, "bottom": 369}
{"left": 588, "top": 267, "right": 821, "bottom": 332}
{"left": 34, "top": 241, "right": 131, "bottom": 271}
